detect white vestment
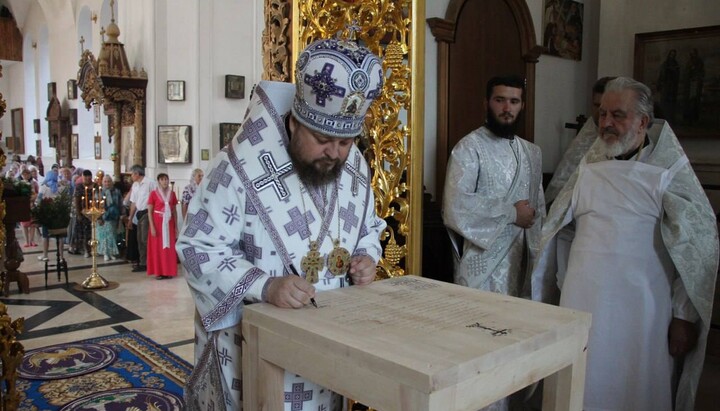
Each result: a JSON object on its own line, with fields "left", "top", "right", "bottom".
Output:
{"left": 177, "top": 81, "right": 386, "bottom": 411}
{"left": 443, "top": 126, "right": 545, "bottom": 297}
{"left": 544, "top": 118, "right": 598, "bottom": 205}
{"left": 533, "top": 120, "right": 718, "bottom": 411}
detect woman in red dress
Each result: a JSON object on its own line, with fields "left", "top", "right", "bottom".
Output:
{"left": 147, "top": 173, "right": 178, "bottom": 279}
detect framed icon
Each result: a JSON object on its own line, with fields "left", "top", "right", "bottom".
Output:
{"left": 201, "top": 149, "right": 210, "bottom": 161}
{"left": 94, "top": 134, "right": 102, "bottom": 159}
{"left": 33, "top": 119, "right": 41, "bottom": 134}
{"left": 224, "top": 75, "right": 245, "bottom": 99}
{"left": 47, "top": 82, "right": 57, "bottom": 101}
{"left": 69, "top": 109, "right": 78, "bottom": 126}
{"left": 71, "top": 133, "right": 79, "bottom": 159}
{"left": 219, "top": 122, "right": 242, "bottom": 148}
{"left": 94, "top": 105, "right": 101, "bottom": 123}
{"left": 158, "top": 125, "right": 192, "bottom": 164}
{"left": 167, "top": 80, "right": 185, "bottom": 101}
{"left": 67, "top": 79, "right": 78, "bottom": 100}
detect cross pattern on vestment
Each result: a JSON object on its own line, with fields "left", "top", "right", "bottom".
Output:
{"left": 185, "top": 210, "right": 213, "bottom": 237}
{"left": 284, "top": 382, "right": 313, "bottom": 411}
{"left": 217, "top": 347, "right": 232, "bottom": 366}
{"left": 241, "top": 233, "right": 262, "bottom": 263}
{"left": 284, "top": 206, "right": 315, "bottom": 240}
{"left": 182, "top": 247, "right": 210, "bottom": 278}
{"left": 207, "top": 160, "right": 233, "bottom": 193}
{"left": 222, "top": 205, "right": 240, "bottom": 225}
{"left": 304, "top": 62, "right": 346, "bottom": 107}
{"left": 252, "top": 153, "right": 293, "bottom": 200}
{"left": 344, "top": 152, "right": 367, "bottom": 196}
{"left": 218, "top": 257, "right": 237, "bottom": 272}
{"left": 238, "top": 117, "right": 267, "bottom": 146}
{"left": 339, "top": 202, "right": 359, "bottom": 233}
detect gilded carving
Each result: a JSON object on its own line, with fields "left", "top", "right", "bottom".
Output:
{"left": 293, "top": 0, "right": 420, "bottom": 278}
{"left": 0, "top": 63, "right": 22, "bottom": 411}
{"left": 262, "top": 0, "right": 292, "bottom": 81}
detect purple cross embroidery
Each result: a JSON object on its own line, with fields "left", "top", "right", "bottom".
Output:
{"left": 344, "top": 152, "right": 367, "bottom": 196}
{"left": 304, "top": 63, "right": 346, "bottom": 107}
{"left": 185, "top": 210, "right": 214, "bottom": 237}
{"left": 284, "top": 206, "right": 315, "bottom": 240}
{"left": 217, "top": 347, "right": 232, "bottom": 366}
{"left": 252, "top": 153, "right": 293, "bottom": 200}
{"left": 218, "top": 258, "right": 237, "bottom": 272}
{"left": 284, "top": 382, "right": 313, "bottom": 411}
{"left": 222, "top": 205, "right": 240, "bottom": 225}
{"left": 339, "top": 202, "right": 359, "bottom": 233}
{"left": 207, "top": 161, "right": 233, "bottom": 193}
{"left": 182, "top": 247, "right": 210, "bottom": 278}
{"left": 241, "top": 233, "right": 262, "bottom": 264}
{"left": 238, "top": 118, "right": 267, "bottom": 146}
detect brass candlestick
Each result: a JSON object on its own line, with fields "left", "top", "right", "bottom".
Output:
{"left": 81, "top": 205, "right": 108, "bottom": 289}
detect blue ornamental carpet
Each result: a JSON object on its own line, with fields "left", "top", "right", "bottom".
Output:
{"left": 15, "top": 330, "right": 191, "bottom": 410}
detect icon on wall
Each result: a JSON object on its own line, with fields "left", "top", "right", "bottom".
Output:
{"left": 225, "top": 75, "right": 245, "bottom": 99}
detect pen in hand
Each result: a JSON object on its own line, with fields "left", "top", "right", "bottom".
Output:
{"left": 290, "top": 265, "right": 318, "bottom": 308}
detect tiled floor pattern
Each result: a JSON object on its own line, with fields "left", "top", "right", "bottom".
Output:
{"left": 2, "top": 237, "right": 718, "bottom": 409}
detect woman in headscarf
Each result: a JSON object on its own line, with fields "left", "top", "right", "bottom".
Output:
{"left": 147, "top": 173, "right": 178, "bottom": 279}
{"left": 97, "top": 175, "right": 122, "bottom": 261}
{"left": 181, "top": 168, "right": 203, "bottom": 220}
{"left": 36, "top": 170, "right": 68, "bottom": 261}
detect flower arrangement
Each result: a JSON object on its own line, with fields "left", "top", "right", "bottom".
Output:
{"left": 1, "top": 176, "right": 33, "bottom": 197}
{"left": 31, "top": 190, "right": 72, "bottom": 229}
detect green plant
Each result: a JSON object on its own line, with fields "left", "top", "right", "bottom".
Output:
{"left": 1, "top": 176, "right": 33, "bottom": 197}
{"left": 31, "top": 190, "right": 72, "bottom": 229}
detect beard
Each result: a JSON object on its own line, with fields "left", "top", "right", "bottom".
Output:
{"left": 599, "top": 126, "right": 640, "bottom": 158}
{"left": 288, "top": 140, "right": 345, "bottom": 187}
{"left": 485, "top": 107, "right": 520, "bottom": 139}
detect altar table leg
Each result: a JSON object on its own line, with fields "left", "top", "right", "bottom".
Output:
{"left": 542, "top": 339, "right": 587, "bottom": 411}
{"left": 243, "top": 324, "right": 284, "bottom": 411}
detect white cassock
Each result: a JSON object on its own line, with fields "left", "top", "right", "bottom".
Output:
{"left": 544, "top": 118, "right": 598, "bottom": 205}
{"left": 443, "top": 126, "right": 545, "bottom": 297}
{"left": 533, "top": 120, "right": 718, "bottom": 411}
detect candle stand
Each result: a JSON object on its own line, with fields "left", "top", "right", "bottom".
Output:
{"left": 81, "top": 205, "right": 108, "bottom": 289}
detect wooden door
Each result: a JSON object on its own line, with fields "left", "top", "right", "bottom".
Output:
{"left": 428, "top": 0, "right": 541, "bottom": 200}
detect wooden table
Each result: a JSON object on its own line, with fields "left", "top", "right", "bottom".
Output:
{"left": 242, "top": 276, "right": 591, "bottom": 411}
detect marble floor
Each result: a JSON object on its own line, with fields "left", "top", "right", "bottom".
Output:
{"left": 1, "top": 234, "right": 719, "bottom": 410}
{"left": 1, "top": 238, "right": 195, "bottom": 364}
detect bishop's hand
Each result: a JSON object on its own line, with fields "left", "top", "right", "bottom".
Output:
{"left": 348, "top": 255, "right": 376, "bottom": 286}
{"left": 266, "top": 276, "right": 316, "bottom": 309}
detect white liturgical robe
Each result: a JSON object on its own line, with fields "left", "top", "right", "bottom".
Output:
{"left": 177, "top": 81, "right": 386, "bottom": 411}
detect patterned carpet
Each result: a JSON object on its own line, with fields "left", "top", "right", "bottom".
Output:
{"left": 16, "top": 330, "right": 191, "bottom": 410}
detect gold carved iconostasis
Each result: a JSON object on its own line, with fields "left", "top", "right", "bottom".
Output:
{"left": 262, "top": 0, "right": 425, "bottom": 278}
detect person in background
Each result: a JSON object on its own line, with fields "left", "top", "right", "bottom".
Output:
{"left": 147, "top": 173, "right": 178, "bottom": 279}
{"left": 181, "top": 168, "right": 204, "bottom": 221}
{"left": 97, "top": 175, "right": 122, "bottom": 261}
{"left": 36, "top": 170, "right": 68, "bottom": 261}
{"left": 544, "top": 76, "right": 615, "bottom": 206}
{"left": 20, "top": 168, "right": 39, "bottom": 247}
{"left": 72, "top": 170, "right": 97, "bottom": 258}
{"left": 122, "top": 189, "right": 139, "bottom": 268}
{"left": 442, "top": 75, "right": 544, "bottom": 411}
{"left": 533, "top": 77, "right": 717, "bottom": 411}
{"left": 127, "top": 164, "right": 155, "bottom": 272}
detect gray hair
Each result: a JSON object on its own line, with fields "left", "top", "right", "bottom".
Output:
{"left": 604, "top": 77, "right": 655, "bottom": 124}
{"left": 130, "top": 164, "right": 145, "bottom": 176}
{"left": 191, "top": 168, "right": 204, "bottom": 179}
